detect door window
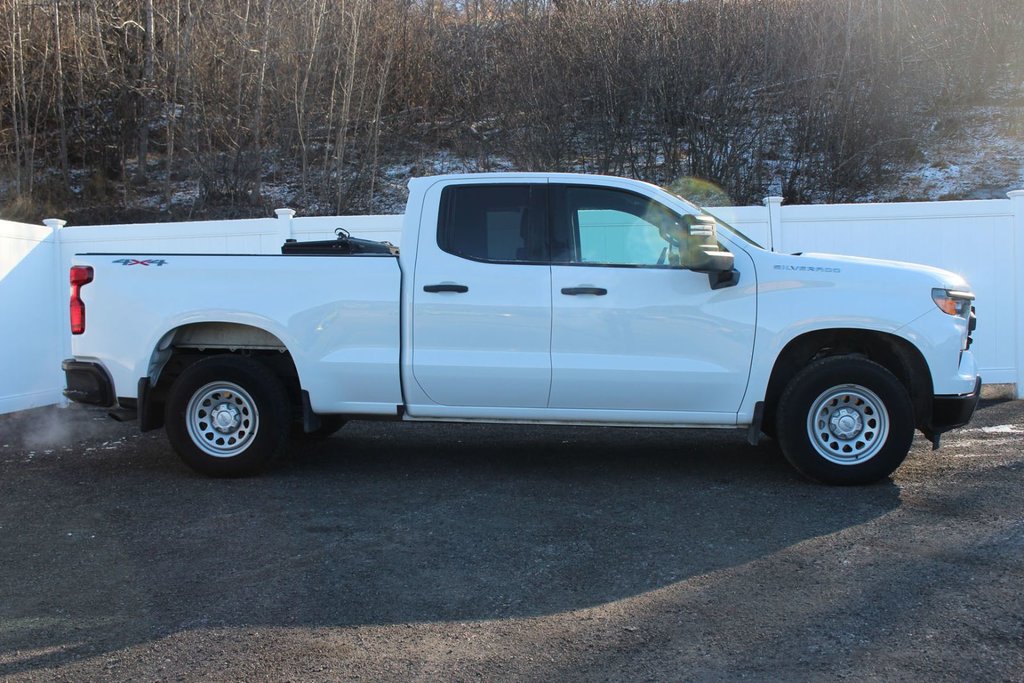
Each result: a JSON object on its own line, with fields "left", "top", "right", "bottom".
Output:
{"left": 554, "top": 185, "right": 702, "bottom": 268}
{"left": 437, "top": 184, "right": 548, "bottom": 263}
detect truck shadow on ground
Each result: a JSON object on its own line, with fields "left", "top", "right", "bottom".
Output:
{"left": 0, "top": 415, "right": 901, "bottom": 675}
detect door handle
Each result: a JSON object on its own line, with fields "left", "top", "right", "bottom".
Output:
{"left": 423, "top": 283, "right": 469, "bottom": 293}
{"left": 561, "top": 286, "right": 608, "bottom": 296}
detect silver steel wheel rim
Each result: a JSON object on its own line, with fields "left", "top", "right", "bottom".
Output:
{"left": 186, "top": 381, "right": 259, "bottom": 458}
{"left": 806, "top": 384, "right": 889, "bottom": 465}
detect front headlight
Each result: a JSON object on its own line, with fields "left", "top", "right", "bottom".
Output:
{"left": 932, "top": 288, "right": 974, "bottom": 318}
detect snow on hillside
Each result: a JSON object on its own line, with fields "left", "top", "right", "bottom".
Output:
{"left": 6, "top": 78, "right": 1022, "bottom": 226}
{"left": 872, "top": 76, "right": 1024, "bottom": 202}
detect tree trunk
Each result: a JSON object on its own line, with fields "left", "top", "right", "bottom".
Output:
{"left": 251, "top": 0, "right": 272, "bottom": 199}
{"left": 136, "top": 0, "right": 155, "bottom": 183}
{"left": 53, "top": 0, "right": 70, "bottom": 188}
{"left": 334, "top": 0, "right": 365, "bottom": 213}
{"left": 7, "top": 0, "right": 23, "bottom": 194}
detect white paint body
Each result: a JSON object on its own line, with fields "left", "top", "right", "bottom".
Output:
{"left": 68, "top": 174, "right": 979, "bottom": 428}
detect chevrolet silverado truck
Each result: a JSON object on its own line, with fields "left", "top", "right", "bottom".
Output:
{"left": 62, "top": 173, "right": 981, "bottom": 484}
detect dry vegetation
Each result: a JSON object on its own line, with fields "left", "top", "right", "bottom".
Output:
{"left": 0, "top": 0, "right": 1020, "bottom": 221}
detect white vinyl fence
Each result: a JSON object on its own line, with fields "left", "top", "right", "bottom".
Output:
{"left": 1, "top": 190, "right": 1022, "bottom": 415}
{"left": 0, "top": 219, "right": 65, "bottom": 414}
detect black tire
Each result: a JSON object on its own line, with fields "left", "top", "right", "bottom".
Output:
{"left": 776, "top": 356, "right": 915, "bottom": 485}
{"left": 164, "top": 355, "right": 290, "bottom": 477}
{"left": 292, "top": 415, "right": 347, "bottom": 441}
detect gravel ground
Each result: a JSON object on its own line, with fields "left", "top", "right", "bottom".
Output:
{"left": 0, "top": 399, "right": 1022, "bottom": 682}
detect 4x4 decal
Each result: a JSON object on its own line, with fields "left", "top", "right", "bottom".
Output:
{"left": 113, "top": 258, "right": 167, "bottom": 267}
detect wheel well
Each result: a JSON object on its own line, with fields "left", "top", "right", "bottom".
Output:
{"left": 764, "top": 330, "right": 933, "bottom": 430}
{"left": 142, "top": 323, "right": 302, "bottom": 431}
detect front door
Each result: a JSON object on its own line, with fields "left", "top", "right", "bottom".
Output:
{"left": 548, "top": 184, "right": 756, "bottom": 415}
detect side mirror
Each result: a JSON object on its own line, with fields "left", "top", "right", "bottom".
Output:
{"left": 688, "top": 246, "right": 734, "bottom": 274}
{"left": 689, "top": 246, "right": 739, "bottom": 290}
{"left": 679, "top": 214, "right": 737, "bottom": 288}
{"left": 683, "top": 214, "right": 718, "bottom": 243}
{"left": 662, "top": 213, "right": 739, "bottom": 289}
{"left": 662, "top": 214, "right": 718, "bottom": 248}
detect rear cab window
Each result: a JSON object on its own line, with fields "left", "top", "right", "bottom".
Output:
{"left": 437, "top": 184, "right": 548, "bottom": 263}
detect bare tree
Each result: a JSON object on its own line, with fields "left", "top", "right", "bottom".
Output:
{"left": 135, "top": 0, "right": 154, "bottom": 183}
{"left": 0, "top": 0, "right": 1020, "bottom": 218}
{"left": 51, "top": 0, "right": 69, "bottom": 186}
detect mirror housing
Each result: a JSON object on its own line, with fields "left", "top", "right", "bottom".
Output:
{"left": 688, "top": 246, "right": 734, "bottom": 274}
{"left": 689, "top": 246, "right": 739, "bottom": 290}
{"left": 662, "top": 214, "right": 718, "bottom": 248}
{"left": 683, "top": 214, "right": 718, "bottom": 243}
{"left": 675, "top": 215, "right": 740, "bottom": 290}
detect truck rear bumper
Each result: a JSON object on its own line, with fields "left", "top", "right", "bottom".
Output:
{"left": 923, "top": 376, "right": 981, "bottom": 448}
{"left": 62, "top": 359, "right": 115, "bottom": 407}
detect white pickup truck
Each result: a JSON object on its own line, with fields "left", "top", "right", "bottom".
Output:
{"left": 62, "top": 173, "right": 980, "bottom": 484}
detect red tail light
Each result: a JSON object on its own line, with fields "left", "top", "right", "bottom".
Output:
{"left": 70, "top": 266, "right": 94, "bottom": 335}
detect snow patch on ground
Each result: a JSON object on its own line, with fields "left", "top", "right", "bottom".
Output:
{"left": 876, "top": 77, "right": 1024, "bottom": 201}
{"left": 169, "top": 182, "right": 201, "bottom": 207}
{"left": 371, "top": 151, "right": 516, "bottom": 214}
{"left": 260, "top": 182, "right": 295, "bottom": 210}
{"left": 979, "top": 425, "right": 1023, "bottom": 434}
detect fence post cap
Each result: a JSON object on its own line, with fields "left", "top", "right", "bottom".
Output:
{"left": 1007, "top": 190, "right": 1024, "bottom": 200}
{"left": 763, "top": 196, "right": 783, "bottom": 206}
{"left": 274, "top": 208, "right": 296, "bottom": 219}
{"left": 42, "top": 218, "right": 67, "bottom": 229}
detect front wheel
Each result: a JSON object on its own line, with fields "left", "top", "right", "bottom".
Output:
{"left": 164, "top": 355, "right": 290, "bottom": 476}
{"left": 292, "top": 415, "right": 347, "bottom": 441}
{"left": 776, "top": 356, "right": 915, "bottom": 485}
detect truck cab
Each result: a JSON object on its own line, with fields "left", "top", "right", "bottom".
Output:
{"left": 402, "top": 175, "right": 753, "bottom": 421}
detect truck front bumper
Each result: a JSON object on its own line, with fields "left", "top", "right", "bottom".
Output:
{"left": 62, "top": 359, "right": 115, "bottom": 407}
{"left": 922, "top": 376, "right": 982, "bottom": 448}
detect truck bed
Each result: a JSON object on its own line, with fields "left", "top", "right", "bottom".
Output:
{"left": 71, "top": 252, "right": 403, "bottom": 416}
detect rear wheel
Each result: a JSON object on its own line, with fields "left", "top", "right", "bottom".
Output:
{"left": 165, "top": 355, "right": 290, "bottom": 476}
{"left": 776, "top": 356, "right": 915, "bottom": 485}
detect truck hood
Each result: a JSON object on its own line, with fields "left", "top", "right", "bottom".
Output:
{"left": 775, "top": 251, "right": 972, "bottom": 292}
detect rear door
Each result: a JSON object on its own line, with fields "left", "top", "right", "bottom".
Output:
{"left": 548, "top": 183, "right": 757, "bottom": 415}
{"left": 410, "top": 182, "right": 552, "bottom": 408}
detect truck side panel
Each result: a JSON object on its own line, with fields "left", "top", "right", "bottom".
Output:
{"left": 70, "top": 254, "right": 403, "bottom": 416}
